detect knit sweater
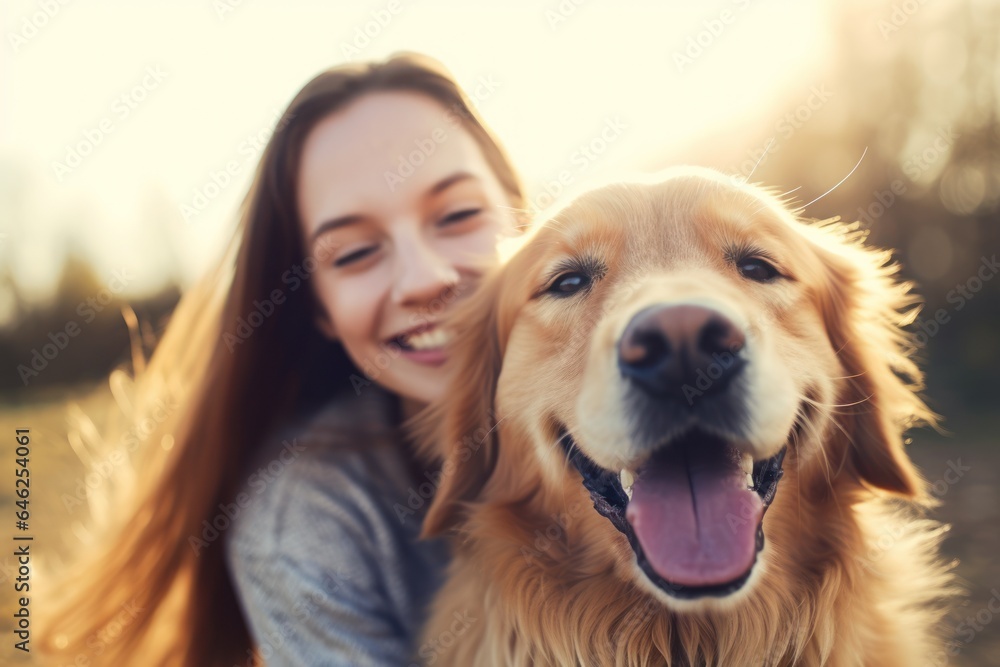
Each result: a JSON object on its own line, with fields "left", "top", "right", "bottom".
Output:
{"left": 225, "top": 385, "right": 450, "bottom": 666}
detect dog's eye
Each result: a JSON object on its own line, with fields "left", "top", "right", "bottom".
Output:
{"left": 737, "top": 257, "right": 780, "bottom": 282}
{"left": 548, "top": 272, "right": 591, "bottom": 296}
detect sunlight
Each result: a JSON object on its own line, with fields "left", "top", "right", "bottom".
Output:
{"left": 1, "top": 0, "right": 830, "bottom": 302}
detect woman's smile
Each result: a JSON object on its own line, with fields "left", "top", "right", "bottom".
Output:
{"left": 389, "top": 324, "right": 454, "bottom": 367}
{"left": 297, "top": 91, "right": 517, "bottom": 403}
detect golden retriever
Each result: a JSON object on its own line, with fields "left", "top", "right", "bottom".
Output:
{"left": 414, "top": 167, "right": 953, "bottom": 667}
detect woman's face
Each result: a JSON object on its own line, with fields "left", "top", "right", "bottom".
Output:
{"left": 297, "top": 91, "right": 516, "bottom": 406}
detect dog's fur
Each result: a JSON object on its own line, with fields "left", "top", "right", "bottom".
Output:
{"left": 415, "top": 168, "right": 954, "bottom": 667}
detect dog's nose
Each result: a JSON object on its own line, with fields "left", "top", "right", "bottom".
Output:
{"left": 617, "top": 304, "right": 746, "bottom": 398}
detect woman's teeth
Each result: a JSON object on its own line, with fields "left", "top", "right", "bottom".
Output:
{"left": 404, "top": 328, "right": 452, "bottom": 351}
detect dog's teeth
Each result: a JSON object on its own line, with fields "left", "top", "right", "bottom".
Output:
{"left": 746, "top": 472, "right": 754, "bottom": 489}
{"left": 739, "top": 452, "right": 753, "bottom": 475}
{"left": 619, "top": 469, "right": 634, "bottom": 500}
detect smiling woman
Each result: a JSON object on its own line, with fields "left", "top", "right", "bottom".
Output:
{"left": 37, "top": 53, "right": 525, "bottom": 667}
{"left": 296, "top": 93, "right": 518, "bottom": 410}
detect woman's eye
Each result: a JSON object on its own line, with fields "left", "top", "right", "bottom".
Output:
{"left": 547, "top": 272, "right": 592, "bottom": 296}
{"left": 737, "top": 257, "right": 780, "bottom": 282}
{"left": 333, "top": 246, "right": 377, "bottom": 267}
{"left": 438, "top": 208, "right": 482, "bottom": 227}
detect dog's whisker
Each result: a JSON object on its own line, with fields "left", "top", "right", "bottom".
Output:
{"left": 800, "top": 394, "right": 874, "bottom": 414}
{"left": 817, "top": 371, "right": 866, "bottom": 382}
{"left": 830, "top": 337, "right": 856, "bottom": 359}
{"left": 806, "top": 396, "right": 872, "bottom": 409}
{"left": 793, "top": 433, "right": 804, "bottom": 533}
{"left": 538, "top": 217, "right": 581, "bottom": 245}
{"left": 821, "top": 409, "right": 856, "bottom": 489}
{"left": 555, "top": 426, "right": 579, "bottom": 469}
{"left": 738, "top": 137, "right": 775, "bottom": 186}
{"left": 796, "top": 398, "right": 838, "bottom": 492}
{"left": 746, "top": 187, "right": 805, "bottom": 219}
{"left": 483, "top": 415, "right": 507, "bottom": 440}
{"left": 496, "top": 204, "right": 532, "bottom": 214}
{"left": 796, "top": 147, "right": 869, "bottom": 213}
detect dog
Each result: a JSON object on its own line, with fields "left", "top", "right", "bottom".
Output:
{"left": 414, "top": 167, "right": 953, "bottom": 666}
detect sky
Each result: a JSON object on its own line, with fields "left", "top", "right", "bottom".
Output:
{"left": 0, "top": 0, "right": 831, "bottom": 311}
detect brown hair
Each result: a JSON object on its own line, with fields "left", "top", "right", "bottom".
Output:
{"left": 39, "top": 52, "right": 524, "bottom": 667}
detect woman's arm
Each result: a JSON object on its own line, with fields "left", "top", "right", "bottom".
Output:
{"left": 228, "top": 532, "right": 412, "bottom": 666}
{"left": 225, "top": 439, "right": 435, "bottom": 667}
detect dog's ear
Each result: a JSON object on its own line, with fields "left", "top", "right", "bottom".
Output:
{"left": 811, "top": 221, "right": 934, "bottom": 500}
{"left": 411, "top": 268, "right": 511, "bottom": 538}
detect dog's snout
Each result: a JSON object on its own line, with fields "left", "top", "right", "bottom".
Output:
{"left": 617, "top": 304, "right": 746, "bottom": 398}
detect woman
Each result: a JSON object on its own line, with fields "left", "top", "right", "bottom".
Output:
{"left": 40, "top": 53, "right": 526, "bottom": 666}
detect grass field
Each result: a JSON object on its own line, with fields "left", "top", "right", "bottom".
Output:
{"left": 1, "top": 384, "right": 119, "bottom": 666}
{"left": 1, "top": 384, "right": 997, "bottom": 666}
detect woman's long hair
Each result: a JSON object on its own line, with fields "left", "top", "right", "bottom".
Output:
{"left": 39, "top": 52, "right": 525, "bottom": 667}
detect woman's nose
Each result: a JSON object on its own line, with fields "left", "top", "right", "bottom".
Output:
{"left": 390, "top": 238, "right": 460, "bottom": 307}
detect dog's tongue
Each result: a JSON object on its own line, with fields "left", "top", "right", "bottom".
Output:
{"left": 625, "top": 439, "right": 762, "bottom": 587}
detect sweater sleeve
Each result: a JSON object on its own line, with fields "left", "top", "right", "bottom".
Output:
{"left": 224, "top": 440, "right": 426, "bottom": 667}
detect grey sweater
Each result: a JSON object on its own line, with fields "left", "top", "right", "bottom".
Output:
{"left": 225, "top": 386, "right": 450, "bottom": 666}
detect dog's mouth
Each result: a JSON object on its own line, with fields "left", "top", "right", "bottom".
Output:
{"left": 558, "top": 426, "right": 785, "bottom": 599}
